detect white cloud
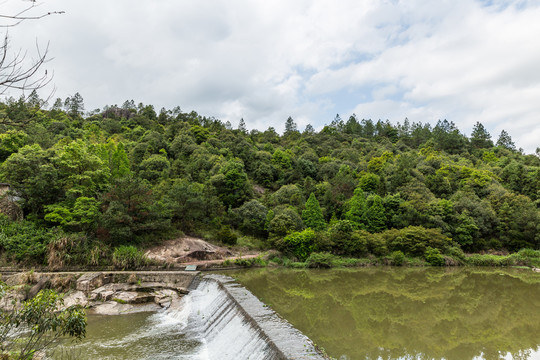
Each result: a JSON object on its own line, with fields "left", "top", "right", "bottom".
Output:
{"left": 1, "top": 0, "right": 539, "bottom": 152}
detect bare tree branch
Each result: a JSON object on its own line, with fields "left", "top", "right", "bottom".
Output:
{"left": 0, "top": 1, "right": 63, "bottom": 98}
{"left": 0, "top": 1, "right": 64, "bottom": 125}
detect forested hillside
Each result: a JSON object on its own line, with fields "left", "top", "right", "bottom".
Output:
{"left": 0, "top": 92, "right": 539, "bottom": 267}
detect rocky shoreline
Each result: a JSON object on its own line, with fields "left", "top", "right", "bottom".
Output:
{"left": 0, "top": 271, "right": 198, "bottom": 315}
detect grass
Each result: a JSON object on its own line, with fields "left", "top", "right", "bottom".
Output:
{"left": 464, "top": 249, "right": 540, "bottom": 267}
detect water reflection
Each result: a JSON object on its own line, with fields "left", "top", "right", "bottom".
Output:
{"left": 229, "top": 267, "right": 540, "bottom": 360}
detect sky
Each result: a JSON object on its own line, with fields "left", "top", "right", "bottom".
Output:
{"left": 2, "top": 0, "right": 540, "bottom": 153}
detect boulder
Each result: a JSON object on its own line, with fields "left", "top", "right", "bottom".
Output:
{"left": 62, "top": 291, "right": 88, "bottom": 309}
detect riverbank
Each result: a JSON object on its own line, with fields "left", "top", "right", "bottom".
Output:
{"left": 0, "top": 271, "right": 197, "bottom": 315}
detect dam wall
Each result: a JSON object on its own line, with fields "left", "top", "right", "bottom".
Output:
{"left": 180, "top": 274, "right": 325, "bottom": 360}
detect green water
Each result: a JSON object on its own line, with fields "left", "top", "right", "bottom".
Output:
{"left": 52, "top": 311, "right": 201, "bottom": 359}
{"left": 229, "top": 267, "right": 540, "bottom": 360}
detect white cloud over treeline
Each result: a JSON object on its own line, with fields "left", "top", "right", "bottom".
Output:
{"left": 3, "top": 0, "right": 540, "bottom": 152}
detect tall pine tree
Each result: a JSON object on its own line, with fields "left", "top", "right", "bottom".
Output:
{"left": 344, "top": 187, "right": 368, "bottom": 229}
{"left": 302, "top": 193, "right": 326, "bottom": 230}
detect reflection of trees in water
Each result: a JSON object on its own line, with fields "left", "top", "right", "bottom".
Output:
{"left": 233, "top": 268, "right": 540, "bottom": 360}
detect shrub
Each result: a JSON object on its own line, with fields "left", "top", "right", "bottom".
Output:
{"left": 306, "top": 252, "right": 337, "bottom": 268}
{"left": 0, "top": 216, "right": 56, "bottom": 264}
{"left": 217, "top": 225, "right": 238, "bottom": 245}
{"left": 327, "top": 220, "right": 365, "bottom": 256}
{"left": 383, "top": 226, "right": 451, "bottom": 256}
{"left": 365, "top": 233, "right": 388, "bottom": 256}
{"left": 112, "top": 245, "right": 147, "bottom": 269}
{"left": 391, "top": 250, "right": 405, "bottom": 266}
{"left": 279, "top": 229, "right": 316, "bottom": 261}
{"left": 425, "top": 247, "right": 445, "bottom": 266}
{"left": 465, "top": 254, "right": 510, "bottom": 266}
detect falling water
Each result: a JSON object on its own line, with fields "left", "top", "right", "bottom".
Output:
{"left": 53, "top": 276, "right": 322, "bottom": 360}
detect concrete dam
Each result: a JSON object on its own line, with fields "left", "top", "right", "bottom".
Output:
{"left": 3, "top": 270, "right": 325, "bottom": 359}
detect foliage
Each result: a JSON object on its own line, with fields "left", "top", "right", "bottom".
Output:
{"left": 217, "top": 225, "right": 237, "bottom": 245}
{"left": 279, "top": 229, "right": 316, "bottom": 261}
{"left": 99, "top": 176, "right": 171, "bottom": 244}
{"left": 305, "top": 252, "right": 338, "bottom": 268}
{"left": 0, "top": 96, "right": 538, "bottom": 268}
{"left": 391, "top": 250, "right": 405, "bottom": 266}
{"left": 424, "top": 247, "right": 445, "bottom": 266}
{"left": 382, "top": 226, "right": 452, "bottom": 256}
{"left": 112, "top": 245, "right": 148, "bottom": 269}
{"left": 0, "top": 216, "right": 58, "bottom": 264}
{"left": 0, "top": 284, "right": 86, "bottom": 359}
{"left": 302, "top": 193, "right": 326, "bottom": 231}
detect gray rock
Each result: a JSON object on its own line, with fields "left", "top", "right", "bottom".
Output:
{"left": 76, "top": 272, "right": 112, "bottom": 293}
{"left": 26, "top": 276, "right": 50, "bottom": 300}
{"left": 62, "top": 291, "right": 88, "bottom": 309}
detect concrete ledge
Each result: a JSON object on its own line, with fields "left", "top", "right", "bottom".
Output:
{"left": 204, "top": 274, "right": 326, "bottom": 360}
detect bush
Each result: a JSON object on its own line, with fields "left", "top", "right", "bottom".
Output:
{"left": 383, "top": 226, "right": 451, "bottom": 256}
{"left": 217, "top": 225, "right": 238, "bottom": 245}
{"left": 306, "top": 252, "right": 337, "bottom": 268}
{"left": 465, "top": 254, "right": 510, "bottom": 266}
{"left": 279, "top": 229, "right": 316, "bottom": 261}
{"left": 0, "top": 216, "right": 57, "bottom": 264}
{"left": 365, "top": 233, "right": 388, "bottom": 256}
{"left": 327, "top": 220, "right": 369, "bottom": 256}
{"left": 391, "top": 250, "right": 405, "bottom": 266}
{"left": 0, "top": 286, "right": 86, "bottom": 359}
{"left": 112, "top": 245, "right": 147, "bottom": 269}
{"left": 425, "top": 247, "right": 445, "bottom": 266}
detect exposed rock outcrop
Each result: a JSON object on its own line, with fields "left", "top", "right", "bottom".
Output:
{"left": 1, "top": 271, "right": 198, "bottom": 315}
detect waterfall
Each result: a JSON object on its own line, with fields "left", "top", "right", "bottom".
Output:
{"left": 57, "top": 275, "right": 323, "bottom": 359}
{"left": 168, "top": 278, "right": 278, "bottom": 360}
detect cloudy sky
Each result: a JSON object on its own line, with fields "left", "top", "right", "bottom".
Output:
{"left": 3, "top": 0, "right": 540, "bottom": 152}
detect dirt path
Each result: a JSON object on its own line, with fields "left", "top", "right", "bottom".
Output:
{"left": 145, "top": 236, "right": 262, "bottom": 267}
{"left": 181, "top": 254, "right": 261, "bottom": 266}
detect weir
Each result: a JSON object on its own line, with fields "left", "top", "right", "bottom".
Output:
{"left": 176, "top": 274, "right": 325, "bottom": 360}
{"left": 4, "top": 271, "right": 326, "bottom": 359}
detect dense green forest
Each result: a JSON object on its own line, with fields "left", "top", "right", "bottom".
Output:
{"left": 0, "top": 91, "right": 539, "bottom": 267}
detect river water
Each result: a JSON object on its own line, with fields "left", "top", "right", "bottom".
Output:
{"left": 230, "top": 267, "right": 540, "bottom": 360}
{"left": 53, "top": 267, "right": 540, "bottom": 359}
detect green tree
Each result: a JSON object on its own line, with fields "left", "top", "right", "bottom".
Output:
{"left": 358, "top": 173, "right": 380, "bottom": 193}
{"left": 267, "top": 207, "right": 303, "bottom": 239}
{"left": 496, "top": 130, "right": 516, "bottom": 150}
{"left": 54, "top": 139, "right": 110, "bottom": 199}
{"left": 284, "top": 116, "right": 298, "bottom": 135}
{"left": 280, "top": 228, "right": 316, "bottom": 261}
{"left": 366, "top": 194, "right": 387, "bottom": 233}
{"left": 0, "top": 144, "right": 62, "bottom": 217}
{"left": 64, "top": 92, "right": 85, "bottom": 118}
{"left": 210, "top": 159, "right": 252, "bottom": 208}
{"left": 138, "top": 153, "right": 170, "bottom": 183}
{"left": 0, "top": 286, "right": 86, "bottom": 359}
{"left": 0, "top": 130, "right": 27, "bottom": 162}
{"left": 302, "top": 193, "right": 326, "bottom": 231}
{"left": 470, "top": 121, "right": 493, "bottom": 148}
{"left": 100, "top": 176, "right": 171, "bottom": 244}
{"left": 164, "top": 179, "right": 220, "bottom": 231}
{"left": 230, "top": 199, "right": 268, "bottom": 236}
{"left": 452, "top": 210, "right": 479, "bottom": 250}
{"left": 344, "top": 188, "right": 368, "bottom": 229}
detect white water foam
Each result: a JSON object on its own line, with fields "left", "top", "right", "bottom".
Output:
{"left": 172, "top": 278, "right": 275, "bottom": 360}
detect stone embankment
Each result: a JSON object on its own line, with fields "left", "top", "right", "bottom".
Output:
{"left": 1, "top": 271, "right": 198, "bottom": 315}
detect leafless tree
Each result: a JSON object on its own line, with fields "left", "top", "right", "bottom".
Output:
{"left": 0, "top": 1, "right": 64, "bottom": 95}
